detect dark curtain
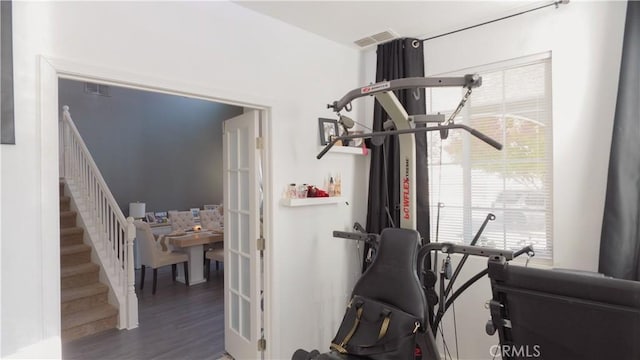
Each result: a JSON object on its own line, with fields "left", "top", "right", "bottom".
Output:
{"left": 364, "top": 38, "right": 429, "bottom": 271}
{"left": 599, "top": 1, "right": 640, "bottom": 281}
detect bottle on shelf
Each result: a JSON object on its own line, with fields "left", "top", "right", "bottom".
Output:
{"left": 328, "top": 177, "right": 335, "bottom": 197}
{"left": 287, "top": 183, "right": 297, "bottom": 199}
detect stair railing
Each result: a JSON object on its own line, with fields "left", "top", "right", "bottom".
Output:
{"left": 59, "top": 105, "right": 138, "bottom": 329}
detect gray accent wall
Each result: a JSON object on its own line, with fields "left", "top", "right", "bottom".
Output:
{"left": 58, "top": 79, "right": 243, "bottom": 216}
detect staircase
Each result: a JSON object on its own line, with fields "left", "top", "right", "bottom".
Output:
{"left": 60, "top": 181, "right": 118, "bottom": 342}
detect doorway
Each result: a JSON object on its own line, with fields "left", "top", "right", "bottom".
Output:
{"left": 42, "top": 57, "right": 271, "bottom": 359}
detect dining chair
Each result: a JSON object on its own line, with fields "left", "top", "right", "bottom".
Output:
{"left": 168, "top": 210, "right": 195, "bottom": 232}
{"left": 200, "top": 208, "right": 224, "bottom": 260}
{"left": 135, "top": 220, "right": 189, "bottom": 294}
{"left": 205, "top": 247, "right": 224, "bottom": 280}
{"left": 199, "top": 207, "right": 224, "bottom": 231}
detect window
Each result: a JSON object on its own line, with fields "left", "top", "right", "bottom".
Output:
{"left": 427, "top": 56, "right": 552, "bottom": 260}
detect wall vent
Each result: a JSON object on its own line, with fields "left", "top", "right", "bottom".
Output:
{"left": 353, "top": 29, "right": 399, "bottom": 49}
{"left": 84, "top": 82, "right": 110, "bottom": 97}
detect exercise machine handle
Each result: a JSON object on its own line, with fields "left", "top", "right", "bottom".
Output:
{"left": 443, "top": 213, "right": 496, "bottom": 298}
{"left": 418, "top": 242, "right": 514, "bottom": 277}
{"left": 466, "top": 126, "right": 503, "bottom": 150}
{"left": 333, "top": 230, "right": 378, "bottom": 246}
{"left": 514, "top": 244, "right": 535, "bottom": 258}
{"left": 317, "top": 124, "right": 502, "bottom": 159}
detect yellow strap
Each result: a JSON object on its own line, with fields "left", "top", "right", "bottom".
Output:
{"left": 339, "top": 307, "right": 364, "bottom": 349}
{"left": 330, "top": 343, "right": 348, "bottom": 354}
{"left": 378, "top": 315, "right": 390, "bottom": 340}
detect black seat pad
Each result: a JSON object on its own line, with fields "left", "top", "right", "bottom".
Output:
{"left": 351, "top": 228, "right": 425, "bottom": 322}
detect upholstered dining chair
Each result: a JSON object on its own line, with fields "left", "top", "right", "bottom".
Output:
{"left": 135, "top": 220, "right": 189, "bottom": 294}
{"left": 199, "top": 207, "right": 224, "bottom": 231}
{"left": 200, "top": 207, "right": 224, "bottom": 261}
{"left": 168, "top": 210, "right": 195, "bottom": 232}
{"left": 205, "top": 248, "right": 224, "bottom": 280}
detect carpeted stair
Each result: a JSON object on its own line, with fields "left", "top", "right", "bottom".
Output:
{"left": 60, "top": 181, "right": 118, "bottom": 342}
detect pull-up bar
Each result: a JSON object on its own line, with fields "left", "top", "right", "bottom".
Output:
{"left": 327, "top": 74, "right": 481, "bottom": 113}
{"left": 316, "top": 124, "right": 502, "bottom": 159}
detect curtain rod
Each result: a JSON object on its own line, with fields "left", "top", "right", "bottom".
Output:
{"left": 420, "top": 0, "right": 569, "bottom": 43}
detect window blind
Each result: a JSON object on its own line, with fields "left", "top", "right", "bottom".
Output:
{"left": 427, "top": 58, "right": 553, "bottom": 260}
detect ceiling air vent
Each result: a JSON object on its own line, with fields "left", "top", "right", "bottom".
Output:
{"left": 84, "top": 82, "right": 110, "bottom": 97}
{"left": 354, "top": 29, "right": 399, "bottom": 49}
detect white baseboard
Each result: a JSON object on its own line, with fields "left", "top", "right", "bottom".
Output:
{"left": 5, "top": 337, "right": 61, "bottom": 359}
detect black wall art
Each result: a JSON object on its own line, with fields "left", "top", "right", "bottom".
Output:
{"left": 1, "top": 0, "right": 15, "bottom": 144}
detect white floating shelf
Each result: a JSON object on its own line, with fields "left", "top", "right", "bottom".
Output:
{"left": 280, "top": 197, "right": 344, "bottom": 207}
{"left": 325, "top": 146, "right": 369, "bottom": 155}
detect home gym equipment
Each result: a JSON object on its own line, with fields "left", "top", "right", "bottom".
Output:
{"left": 293, "top": 75, "right": 529, "bottom": 360}
{"left": 297, "top": 72, "right": 640, "bottom": 360}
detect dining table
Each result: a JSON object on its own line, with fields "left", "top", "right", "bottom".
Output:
{"left": 163, "top": 230, "right": 223, "bottom": 286}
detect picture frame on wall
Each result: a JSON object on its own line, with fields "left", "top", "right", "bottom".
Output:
{"left": 155, "top": 211, "right": 168, "bottom": 223}
{"left": 1, "top": 0, "right": 16, "bottom": 145}
{"left": 318, "top": 118, "right": 339, "bottom": 145}
{"left": 145, "top": 212, "right": 156, "bottom": 223}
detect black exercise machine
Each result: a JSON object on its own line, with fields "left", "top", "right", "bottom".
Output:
{"left": 294, "top": 75, "right": 517, "bottom": 359}
{"left": 295, "top": 74, "right": 640, "bottom": 359}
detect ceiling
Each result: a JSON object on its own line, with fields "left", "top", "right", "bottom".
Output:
{"left": 235, "top": 1, "right": 547, "bottom": 49}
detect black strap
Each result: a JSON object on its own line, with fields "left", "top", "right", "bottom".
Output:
{"left": 347, "top": 330, "right": 416, "bottom": 356}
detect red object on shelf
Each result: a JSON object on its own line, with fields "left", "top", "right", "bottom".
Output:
{"left": 307, "top": 186, "right": 329, "bottom": 198}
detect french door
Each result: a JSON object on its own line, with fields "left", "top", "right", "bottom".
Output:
{"left": 223, "top": 110, "right": 263, "bottom": 359}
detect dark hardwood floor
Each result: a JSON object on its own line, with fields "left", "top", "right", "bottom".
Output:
{"left": 63, "top": 265, "right": 225, "bottom": 360}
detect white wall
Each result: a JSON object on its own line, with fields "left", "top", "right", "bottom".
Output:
{"left": 1, "top": 1, "right": 367, "bottom": 358}
{"left": 362, "top": 2, "right": 627, "bottom": 359}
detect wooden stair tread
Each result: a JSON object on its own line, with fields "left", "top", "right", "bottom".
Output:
{"left": 60, "top": 210, "right": 77, "bottom": 216}
{"left": 61, "top": 262, "right": 99, "bottom": 278}
{"left": 60, "top": 195, "right": 70, "bottom": 202}
{"left": 62, "top": 303, "right": 118, "bottom": 330}
{"left": 61, "top": 244, "right": 91, "bottom": 255}
{"left": 62, "top": 283, "right": 108, "bottom": 303}
{"left": 61, "top": 227, "right": 83, "bottom": 236}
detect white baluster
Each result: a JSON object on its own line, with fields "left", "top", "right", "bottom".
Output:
{"left": 126, "top": 217, "right": 138, "bottom": 328}
{"left": 59, "top": 110, "right": 64, "bottom": 177}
